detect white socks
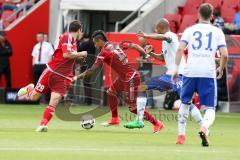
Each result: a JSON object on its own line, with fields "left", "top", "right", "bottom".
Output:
{"left": 202, "top": 108, "right": 215, "bottom": 129}
{"left": 190, "top": 104, "right": 203, "bottom": 126}
{"left": 178, "top": 104, "right": 189, "bottom": 135}
{"left": 136, "top": 97, "right": 147, "bottom": 122}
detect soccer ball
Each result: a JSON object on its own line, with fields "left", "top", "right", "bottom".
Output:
{"left": 81, "top": 118, "right": 95, "bottom": 130}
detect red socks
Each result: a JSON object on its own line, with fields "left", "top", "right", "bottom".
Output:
{"left": 144, "top": 110, "right": 158, "bottom": 125}
{"left": 130, "top": 108, "right": 158, "bottom": 125}
{"left": 107, "top": 92, "right": 118, "bottom": 118}
{"left": 40, "top": 105, "right": 56, "bottom": 126}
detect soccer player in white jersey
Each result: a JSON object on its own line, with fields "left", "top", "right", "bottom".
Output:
{"left": 173, "top": 3, "right": 228, "bottom": 147}
{"left": 124, "top": 19, "right": 203, "bottom": 139}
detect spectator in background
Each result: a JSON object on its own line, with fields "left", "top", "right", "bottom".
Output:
{"left": 0, "top": 35, "right": 12, "bottom": 88}
{"left": 0, "top": 0, "right": 39, "bottom": 16}
{"left": 213, "top": 8, "right": 224, "bottom": 30}
{"left": 32, "top": 32, "right": 53, "bottom": 85}
{"left": 233, "top": 7, "right": 240, "bottom": 34}
{"left": 77, "top": 33, "right": 96, "bottom": 105}
{"left": 224, "top": 7, "right": 240, "bottom": 34}
{"left": 43, "top": 33, "right": 55, "bottom": 50}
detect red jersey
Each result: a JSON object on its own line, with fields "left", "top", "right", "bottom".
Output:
{"left": 95, "top": 42, "right": 136, "bottom": 81}
{"left": 47, "top": 32, "right": 77, "bottom": 77}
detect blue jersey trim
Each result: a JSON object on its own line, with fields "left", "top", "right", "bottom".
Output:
{"left": 217, "top": 44, "right": 226, "bottom": 49}
{"left": 181, "top": 40, "right": 188, "bottom": 45}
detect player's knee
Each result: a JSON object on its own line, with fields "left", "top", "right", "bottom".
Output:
{"left": 138, "top": 84, "right": 147, "bottom": 92}
{"left": 30, "top": 91, "right": 41, "bottom": 101}
{"left": 49, "top": 93, "right": 62, "bottom": 107}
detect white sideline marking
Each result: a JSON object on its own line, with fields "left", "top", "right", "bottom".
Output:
{"left": 0, "top": 147, "right": 231, "bottom": 153}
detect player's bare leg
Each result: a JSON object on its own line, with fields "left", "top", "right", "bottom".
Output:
{"left": 17, "top": 84, "right": 41, "bottom": 101}
{"left": 138, "top": 84, "right": 148, "bottom": 92}
{"left": 36, "top": 92, "right": 62, "bottom": 132}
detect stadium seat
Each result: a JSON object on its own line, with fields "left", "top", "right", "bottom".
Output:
{"left": 222, "top": 0, "right": 239, "bottom": 9}
{"left": 164, "top": 14, "right": 182, "bottom": 33}
{"left": 178, "top": 14, "right": 198, "bottom": 33}
{"left": 223, "top": 16, "right": 234, "bottom": 23}
{"left": 183, "top": 5, "right": 199, "bottom": 15}
{"left": 185, "top": 0, "right": 204, "bottom": 8}
{"left": 18, "top": 11, "right": 24, "bottom": 18}
{"left": 1, "top": 10, "right": 17, "bottom": 28}
{"left": 204, "top": 0, "right": 222, "bottom": 8}
{"left": 1, "top": 0, "right": 22, "bottom": 4}
{"left": 221, "top": 7, "right": 236, "bottom": 23}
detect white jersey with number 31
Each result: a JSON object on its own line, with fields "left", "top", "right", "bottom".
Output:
{"left": 181, "top": 23, "right": 227, "bottom": 78}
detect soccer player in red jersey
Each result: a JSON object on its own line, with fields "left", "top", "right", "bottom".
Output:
{"left": 17, "top": 20, "right": 87, "bottom": 132}
{"left": 74, "top": 30, "right": 164, "bottom": 133}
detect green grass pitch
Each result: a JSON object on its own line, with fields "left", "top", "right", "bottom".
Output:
{"left": 0, "top": 104, "right": 240, "bottom": 160}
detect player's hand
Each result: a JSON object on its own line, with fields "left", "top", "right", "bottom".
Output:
{"left": 216, "top": 67, "right": 224, "bottom": 79}
{"left": 77, "top": 73, "right": 85, "bottom": 80}
{"left": 172, "top": 70, "right": 179, "bottom": 82}
{"left": 136, "top": 31, "right": 146, "bottom": 38}
{"left": 119, "top": 41, "right": 132, "bottom": 50}
{"left": 145, "top": 45, "right": 153, "bottom": 54}
{"left": 79, "top": 51, "right": 88, "bottom": 58}
{"left": 71, "top": 76, "right": 78, "bottom": 83}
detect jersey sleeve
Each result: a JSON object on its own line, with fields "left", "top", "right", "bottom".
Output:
{"left": 60, "top": 35, "right": 72, "bottom": 54}
{"left": 217, "top": 30, "right": 227, "bottom": 49}
{"left": 164, "top": 32, "right": 174, "bottom": 43}
{"left": 180, "top": 28, "right": 190, "bottom": 45}
{"left": 94, "top": 51, "right": 105, "bottom": 67}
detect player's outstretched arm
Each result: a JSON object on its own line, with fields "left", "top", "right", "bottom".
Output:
{"left": 173, "top": 42, "right": 186, "bottom": 80}
{"left": 63, "top": 51, "right": 88, "bottom": 59}
{"left": 217, "top": 47, "right": 228, "bottom": 79}
{"left": 145, "top": 45, "right": 164, "bottom": 61}
{"left": 148, "top": 52, "right": 164, "bottom": 61}
{"left": 73, "top": 63, "right": 99, "bottom": 81}
{"left": 130, "top": 43, "right": 146, "bottom": 55}
{"left": 137, "top": 31, "right": 171, "bottom": 42}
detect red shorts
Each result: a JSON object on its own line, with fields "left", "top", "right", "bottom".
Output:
{"left": 35, "top": 69, "right": 72, "bottom": 96}
{"left": 110, "top": 72, "right": 140, "bottom": 106}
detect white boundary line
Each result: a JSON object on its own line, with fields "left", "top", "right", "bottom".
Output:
{"left": 0, "top": 147, "right": 232, "bottom": 153}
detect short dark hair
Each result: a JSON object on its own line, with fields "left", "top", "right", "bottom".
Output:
{"left": 37, "top": 32, "right": 44, "bottom": 35}
{"left": 69, "top": 20, "right": 82, "bottom": 32}
{"left": 199, "top": 3, "right": 213, "bottom": 20}
{"left": 92, "top": 30, "right": 108, "bottom": 42}
{"left": 213, "top": 8, "right": 221, "bottom": 17}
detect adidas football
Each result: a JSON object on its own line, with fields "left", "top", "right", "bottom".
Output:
{"left": 81, "top": 118, "right": 95, "bottom": 129}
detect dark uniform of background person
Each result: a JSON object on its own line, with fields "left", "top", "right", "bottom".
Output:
{"left": 0, "top": 35, "right": 12, "bottom": 88}
{"left": 77, "top": 33, "right": 96, "bottom": 105}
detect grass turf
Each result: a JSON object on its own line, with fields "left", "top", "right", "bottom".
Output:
{"left": 0, "top": 104, "right": 240, "bottom": 160}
